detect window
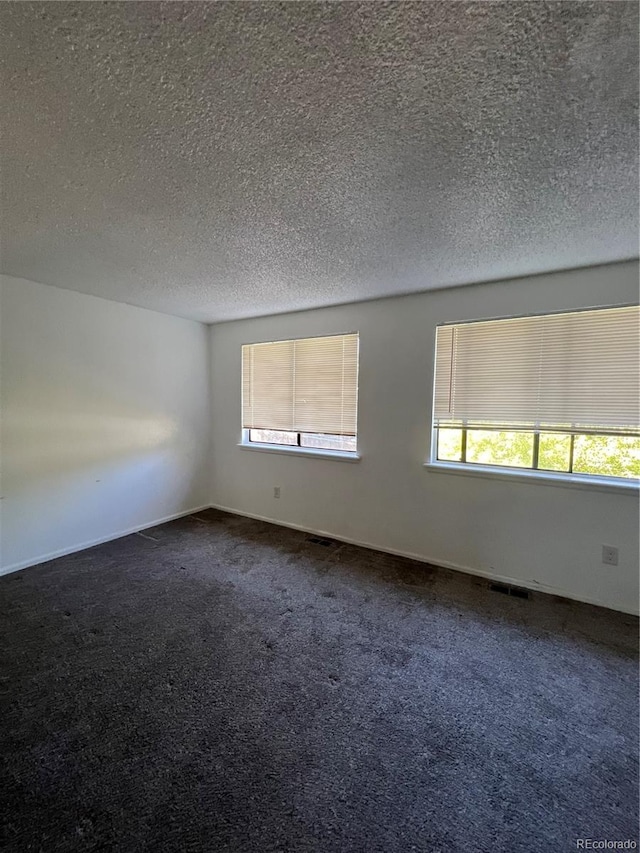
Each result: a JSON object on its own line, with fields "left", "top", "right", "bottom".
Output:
{"left": 242, "top": 333, "right": 359, "bottom": 454}
{"left": 432, "top": 306, "right": 640, "bottom": 481}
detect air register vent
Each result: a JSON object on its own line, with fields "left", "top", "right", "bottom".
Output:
{"left": 489, "top": 581, "right": 530, "bottom": 600}
{"left": 307, "top": 535, "right": 337, "bottom": 548}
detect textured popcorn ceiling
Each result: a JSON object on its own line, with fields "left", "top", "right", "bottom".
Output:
{"left": 1, "top": 2, "right": 638, "bottom": 322}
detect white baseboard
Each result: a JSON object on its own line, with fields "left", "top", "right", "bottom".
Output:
{"left": 0, "top": 505, "right": 211, "bottom": 577}
{"left": 3, "top": 501, "right": 636, "bottom": 617}
{"left": 209, "top": 503, "right": 640, "bottom": 617}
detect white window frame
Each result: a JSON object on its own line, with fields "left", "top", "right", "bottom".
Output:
{"left": 239, "top": 332, "right": 360, "bottom": 462}
{"left": 427, "top": 307, "right": 640, "bottom": 494}
{"left": 239, "top": 428, "right": 361, "bottom": 462}
{"left": 426, "top": 436, "right": 639, "bottom": 495}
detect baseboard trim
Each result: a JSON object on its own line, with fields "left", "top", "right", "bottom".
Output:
{"left": 0, "top": 505, "right": 211, "bottom": 577}
{"left": 209, "top": 503, "right": 640, "bottom": 617}
{"left": 3, "top": 501, "right": 636, "bottom": 617}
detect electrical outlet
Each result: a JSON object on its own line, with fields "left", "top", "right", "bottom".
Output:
{"left": 602, "top": 545, "right": 619, "bottom": 566}
{"left": 273, "top": 486, "right": 281, "bottom": 499}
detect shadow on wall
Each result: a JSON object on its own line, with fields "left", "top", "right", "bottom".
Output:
{"left": 4, "top": 405, "right": 177, "bottom": 475}
{"left": 0, "top": 386, "right": 195, "bottom": 569}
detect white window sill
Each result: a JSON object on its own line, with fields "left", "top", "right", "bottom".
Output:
{"left": 424, "top": 461, "right": 640, "bottom": 495}
{"left": 238, "top": 442, "right": 361, "bottom": 462}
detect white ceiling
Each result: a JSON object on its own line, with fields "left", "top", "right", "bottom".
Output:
{"left": 1, "top": 2, "right": 638, "bottom": 323}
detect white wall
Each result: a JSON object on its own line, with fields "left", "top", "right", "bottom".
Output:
{"left": 0, "top": 275, "right": 211, "bottom": 573}
{"left": 210, "top": 261, "right": 640, "bottom": 614}
{"left": 2, "top": 265, "right": 637, "bottom": 613}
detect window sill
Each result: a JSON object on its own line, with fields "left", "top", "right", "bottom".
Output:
{"left": 238, "top": 442, "right": 361, "bottom": 462}
{"left": 424, "top": 461, "right": 639, "bottom": 495}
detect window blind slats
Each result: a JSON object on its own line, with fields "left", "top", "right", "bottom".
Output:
{"left": 242, "top": 334, "right": 359, "bottom": 436}
{"left": 433, "top": 306, "right": 640, "bottom": 433}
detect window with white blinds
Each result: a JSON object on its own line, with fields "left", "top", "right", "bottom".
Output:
{"left": 432, "top": 306, "right": 640, "bottom": 481}
{"left": 242, "top": 333, "right": 359, "bottom": 452}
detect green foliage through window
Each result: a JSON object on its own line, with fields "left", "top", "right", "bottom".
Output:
{"left": 573, "top": 435, "right": 640, "bottom": 479}
{"left": 436, "top": 428, "right": 639, "bottom": 481}
{"left": 538, "top": 433, "right": 571, "bottom": 472}
{"left": 466, "top": 430, "right": 533, "bottom": 468}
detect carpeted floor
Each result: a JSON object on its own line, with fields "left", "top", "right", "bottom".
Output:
{"left": 1, "top": 509, "right": 638, "bottom": 853}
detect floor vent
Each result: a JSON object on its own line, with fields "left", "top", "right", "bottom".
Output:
{"left": 509, "top": 586, "right": 530, "bottom": 600}
{"left": 489, "top": 581, "right": 530, "bottom": 600}
{"left": 307, "top": 535, "right": 336, "bottom": 548}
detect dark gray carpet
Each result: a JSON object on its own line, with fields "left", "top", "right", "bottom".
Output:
{"left": 1, "top": 509, "right": 638, "bottom": 853}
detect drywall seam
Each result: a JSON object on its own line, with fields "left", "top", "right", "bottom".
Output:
{"left": 209, "top": 503, "right": 640, "bottom": 617}
{"left": 0, "top": 505, "right": 211, "bottom": 577}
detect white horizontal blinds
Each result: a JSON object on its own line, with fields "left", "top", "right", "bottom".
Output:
{"left": 242, "top": 340, "right": 294, "bottom": 431}
{"left": 242, "top": 333, "right": 358, "bottom": 435}
{"left": 434, "top": 306, "right": 640, "bottom": 433}
{"left": 433, "top": 324, "right": 455, "bottom": 422}
{"left": 294, "top": 334, "right": 358, "bottom": 434}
